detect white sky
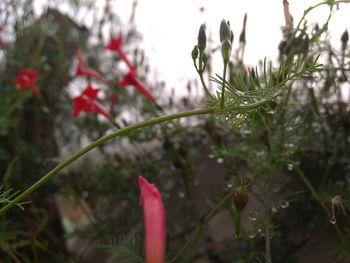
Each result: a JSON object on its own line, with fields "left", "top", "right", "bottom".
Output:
{"left": 33, "top": 0, "right": 350, "bottom": 95}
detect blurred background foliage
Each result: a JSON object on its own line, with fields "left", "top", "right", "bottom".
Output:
{"left": 0, "top": 0, "right": 350, "bottom": 262}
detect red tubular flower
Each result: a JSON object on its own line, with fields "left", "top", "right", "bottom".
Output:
{"left": 106, "top": 36, "right": 135, "bottom": 71}
{"left": 72, "top": 85, "right": 112, "bottom": 120}
{"left": 138, "top": 176, "right": 166, "bottom": 263}
{"left": 119, "top": 70, "right": 156, "bottom": 103}
{"left": 75, "top": 48, "right": 103, "bottom": 80}
{"left": 14, "top": 68, "right": 41, "bottom": 95}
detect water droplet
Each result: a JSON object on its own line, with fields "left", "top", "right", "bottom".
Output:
{"left": 279, "top": 200, "right": 289, "bottom": 208}
{"left": 248, "top": 231, "right": 256, "bottom": 239}
{"left": 178, "top": 192, "right": 186, "bottom": 198}
{"left": 249, "top": 211, "right": 257, "bottom": 221}
{"left": 227, "top": 183, "right": 233, "bottom": 188}
{"left": 208, "top": 154, "right": 214, "bottom": 159}
{"left": 225, "top": 117, "right": 229, "bottom": 121}
{"left": 217, "top": 158, "right": 224, "bottom": 164}
{"left": 329, "top": 217, "right": 337, "bottom": 224}
{"left": 287, "top": 163, "right": 294, "bottom": 171}
{"left": 267, "top": 110, "right": 275, "bottom": 115}
{"left": 236, "top": 90, "right": 244, "bottom": 96}
{"left": 257, "top": 228, "right": 262, "bottom": 233}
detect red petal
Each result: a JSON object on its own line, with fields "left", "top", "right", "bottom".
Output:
{"left": 106, "top": 36, "right": 123, "bottom": 52}
{"left": 119, "top": 71, "right": 137, "bottom": 87}
{"left": 14, "top": 69, "right": 40, "bottom": 95}
{"left": 82, "top": 85, "right": 100, "bottom": 100}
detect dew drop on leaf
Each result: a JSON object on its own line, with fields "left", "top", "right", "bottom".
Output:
{"left": 279, "top": 200, "right": 289, "bottom": 208}
{"left": 329, "top": 217, "right": 337, "bottom": 224}
{"left": 249, "top": 211, "right": 257, "bottom": 221}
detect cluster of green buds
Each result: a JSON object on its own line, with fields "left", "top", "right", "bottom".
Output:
{"left": 192, "top": 20, "right": 234, "bottom": 100}
{"left": 192, "top": 24, "right": 208, "bottom": 74}
{"left": 220, "top": 19, "right": 234, "bottom": 64}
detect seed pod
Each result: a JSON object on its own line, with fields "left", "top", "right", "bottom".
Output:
{"left": 197, "top": 24, "right": 207, "bottom": 51}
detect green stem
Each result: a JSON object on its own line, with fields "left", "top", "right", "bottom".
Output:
{"left": 198, "top": 50, "right": 211, "bottom": 96}
{"left": 294, "top": 167, "right": 343, "bottom": 237}
{"left": 0, "top": 108, "right": 213, "bottom": 215}
{"left": 220, "top": 62, "right": 228, "bottom": 108}
{"left": 234, "top": 208, "right": 243, "bottom": 239}
{"left": 292, "top": 0, "right": 349, "bottom": 41}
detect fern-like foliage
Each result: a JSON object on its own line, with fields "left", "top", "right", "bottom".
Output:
{"left": 104, "top": 235, "right": 144, "bottom": 263}
{"left": 0, "top": 186, "right": 31, "bottom": 210}
{"left": 208, "top": 54, "right": 321, "bottom": 129}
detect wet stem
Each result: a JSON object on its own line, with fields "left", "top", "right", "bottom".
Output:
{"left": 0, "top": 108, "right": 214, "bottom": 215}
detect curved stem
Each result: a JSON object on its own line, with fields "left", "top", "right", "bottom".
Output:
{"left": 198, "top": 50, "right": 211, "bottom": 96}
{"left": 292, "top": 0, "right": 349, "bottom": 40}
{"left": 0, "top": 108, "right": 214, "bottom": 215}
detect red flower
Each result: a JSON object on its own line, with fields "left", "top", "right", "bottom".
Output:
{"left": 0, "top": 25, "right": 5, "bottom": 49}
{"left": 138, "top": 176, "right": 166, "bottom": 263}
{"left": 14, "top": 68, "right": 41, "bottom": 95}
{"left": 119, "top": 70, "right": 156, "bottom": 103}
{"left": 72, "top": 85, "right": 112, "bottom": 120}
{"left": 106, "top": 36, "right": 135, "bottom": 71}
{"left": 75, "top": 48, "right": 103, "bottom": 80}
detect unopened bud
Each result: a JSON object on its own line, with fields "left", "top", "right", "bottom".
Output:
{"left": 202, "top": 52, "right": 208, "bottom": 65}
{"left": 197, "top": 24, "right": 207, "bottom": 51}
{"left": 341, "top": 29, "right": 349, "bottom": 46}
{"left": 220, "top": 19, "right": 232, "bottom": 43}
{"left": 221, "top": 39, "right": 232, "bottom": 63}
{"left": 191, "top": 45, "right": 199, "bottom": 60}
{"left": 233, "top": 188, "right": 248, "bottom": 210}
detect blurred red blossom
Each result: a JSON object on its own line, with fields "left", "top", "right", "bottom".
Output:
{"left": 138, "top": 176, "right": 166, "bottom": 263}
{"left": 0, "top": 25, "right": 5, "bottom": 49}
{"left": 72, "top": 85, "right": 112, "bottom": 120}
{"left": 75, "top": 48, "right": 103, "bottom": 80}
{"left": 119, "top": 69, "right": 156, "bottom": 103}
{"left": 14, "top": 68, "right": 41, "bottom": 95}
{"left": 106, "top": 35, "right": 135, "bottom": 71}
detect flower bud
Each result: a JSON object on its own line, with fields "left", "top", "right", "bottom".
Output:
{"left": 233, "top": 188, "right": 248, "bottom": 210}
{"left": 221, "top": 39, "right": 232, "bottom": 63}
{"left": 197, "top": 24, "right": 207, "bottom": 51}
{"left": 341, "top": 29, "right": 349, "bottom": 46}
{"left": 220, "top": 19, "right": 231, "bottom": 43}
{"left": 202, "top": 52, "right": 208, "bottom": 65}
{"left": 191, "top": 45, "right": 199, "bottom": 61}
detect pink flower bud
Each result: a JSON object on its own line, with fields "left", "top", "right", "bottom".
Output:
{"left": 138, "top": 176, "right": 166, "bottom": 263}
